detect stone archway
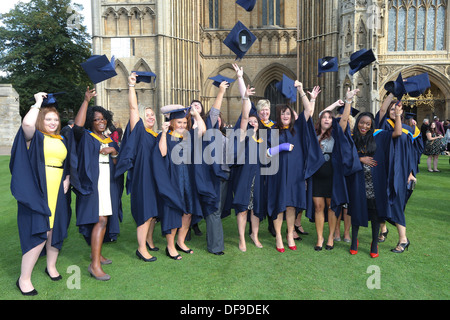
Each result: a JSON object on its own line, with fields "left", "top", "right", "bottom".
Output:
{"left": 380, "top": 65, "right": 450, "bottom": 123}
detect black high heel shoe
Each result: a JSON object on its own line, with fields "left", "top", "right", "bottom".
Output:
{"left": 136, "top": 250, "right": 157, "bottom": 262}
{"left": 378, "top": 228, "right": 389, "bottom": 243}
{"left": 165, "top": 247, "right": 182, "bottom": 260}
{"left": 175, "top": 243, "right": 193, "bottom": 254}
{"left": 146, "top": 242, "right": 159, "bottom": 252}
{"left": 295, "top": 224, "right": 309, "bottom": 235}
{"left": 391, "top": 239, "right": 410, "bottom": 253}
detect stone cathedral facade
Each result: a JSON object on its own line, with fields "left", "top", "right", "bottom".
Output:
{"left": 91, "top": 0, "right": 449, "bottom": 129}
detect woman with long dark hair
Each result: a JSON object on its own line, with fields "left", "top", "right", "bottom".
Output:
{"left": 347, "top": 108, "right": 402, "bottom": 257}
{"left": 73, "top": 87, "right": 122, "bottom": 280}
{"left": 376, "top": 95, "right": 416, "bottom": 253}
{"left": 266, "top": 81, "right": 323, "bottom": 253}
{"left": 308, "top": 89, "right": 359, "bottom": 251}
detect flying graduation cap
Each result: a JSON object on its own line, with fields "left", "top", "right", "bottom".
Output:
{"left": 275, "top": 74, "right": 297, "bottom": 102}
{"left": 403, "top": 73, "right": 431, "bottom": 97}
{"left": 348, "top": 49, "right": 376, "bottom": 76}
{"left": 132, "top": 71, "right": 157, "bottom": 84}
{"left": 81, "top": 55, "right": 117, "bottom": 84}
{"left": 208, "top": 74, "right": 236, "bottom": 87}
{"left": 318, "top": 56, "right": 338, "bottom": 77}
{"left": 223, "top": 21, "right": 257, "bottom": 60}
{"left": 384, "top": 73, "right": 407, "bottom": 99}
{"left": 236, "top": 0, "right": 257, "bottom": 11}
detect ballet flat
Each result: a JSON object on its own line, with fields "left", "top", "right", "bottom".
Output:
{"left": 16, "top": 279, "right": 38, "bottom": 296}
{"left": 45, "top": 268, "right": 62, "bottom": 281}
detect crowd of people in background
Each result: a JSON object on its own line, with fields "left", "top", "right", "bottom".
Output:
{"left": 11, "top": 63, "right": 448, "bottom": 296}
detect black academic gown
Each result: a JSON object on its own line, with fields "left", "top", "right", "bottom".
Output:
{"left": 115, "top": 120, "right": 160, "bottom": 226}
{"left": 267, "top": 112, "right": 324, "bottom": 219}
{"left": 305, "top": 118, "right": 358, "bottom": 221}
{"left": 346, "top": 130, "right": 393, "bottom": 227}
{"left": 10, "top": 128, "right": 76, "bottom": 255}
{"left": 375, "top": 113, "right": 414, "bottom": 227}
{"left": 72, "top": 125, "right": 122, "bottom": 244}
{"left": 152, "top": 129, "right": 210, "bottom": 235}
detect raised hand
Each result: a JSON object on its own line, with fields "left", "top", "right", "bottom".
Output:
{"left": 84, "top": 86, "right": 97, "bottom": 102}
{"left": 307, "top": 86, "right": 321, "bottom": 100}
{"left": 245, "top": 84, "right": 256, "bottom": 98}
{"left": 346, "top": 88, "right": 360, "bottom": 101}
{"left": 232, "top": 63, "right": 244, "bottom": 78}
{"left": 129, "top": 72, "right": 137, "bottom": 86}
{"left": 161, "top": 121, "right": 170, "bottom": 134}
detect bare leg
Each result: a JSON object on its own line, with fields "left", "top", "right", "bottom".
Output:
{"left": 326, "top": 198, "right": 336, "bottom": 248}
{"left": 249, "top": 211, "right": 262, "bottom": 248}
{"left": 45, "top": 230, "right": 60, "bottom": 277}
{"left": 90, "top": 216, "right": 108, "bottom": 277}
{"left": 177, "top": 214, "right": 193, "bottom": 252}
{"left": 19, "top": 241, "right": 46, "bottom": 292}
{"left": 286, "top": 207, "right": 296, "bottom": 247}
{"left": 137, "top": 219, "right": 153, "bottom": 259}
{"left": 273, "top": 212, "right": 284, "bottom": 250}
{"left": 146, "top": 218, "right": 157, "bottom": 248}
{"left": 313, "top": 197, "right": 325, "bottom": 247}
{"left": 237, "top": 211, "right": 247, "bottom": 252}
{"left": 166, "top": 228, "right": 181, "bottom": 259}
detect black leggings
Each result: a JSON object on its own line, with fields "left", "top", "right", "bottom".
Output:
{"left": 351, "top": 199, "right": 381, "bottom": 253}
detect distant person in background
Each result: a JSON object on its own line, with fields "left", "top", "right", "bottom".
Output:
{"left": 60, "top": 119, "right": 74, "bottom": 139}
{"left": 434, "top": 116, "right": 445, "bottom": 136}
{"left": 424, "top": 122, "right": 444, "bottom": 172}
{"left": 420, "top": 118, "right": 429, "bottom": 144}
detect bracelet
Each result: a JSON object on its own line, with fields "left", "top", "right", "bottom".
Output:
{"left": 242, "top": 97, "right": 249, "bottom": 100}
{"left": 300, "top": 93, "right": 306, "bottom": 99}
{"left": 128, "top": 84, "right": 135, "bottom": 87}
{"left": 30, "top": 104, "right": 40, "bottom": 109}
{"left": 310, "top": 99, "right": 316, "bottom": 102}
{"left": 395, "top": 113, "right": 402, "bottom": 117}
{"left": 345, "top": 99, "right": 353, "bottom": 104}
{"left": 111, "top": 153, "right": 119, "bottom": 158}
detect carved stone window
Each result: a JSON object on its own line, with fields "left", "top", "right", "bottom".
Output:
{"left": 388, "top": 0, "right": 447, "bottom": 51}
{"left": 262, "top": 0, "right": 281, "bottom": 26}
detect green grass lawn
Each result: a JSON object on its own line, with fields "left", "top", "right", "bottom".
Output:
{"left": 0, "top": 155, "right": 449, "bottom": 300}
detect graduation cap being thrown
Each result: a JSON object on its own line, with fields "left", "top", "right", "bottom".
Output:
{"left": 275, "top": 74, "right": 297, "bottom": 102}
{"left": 384, "top": 73, "right": 406, "bottom": 99}
{"left": 208, "top": 74, "right": 236, "bottom": 87}
{"left": 132, "top": 71, "right": 157, "bottom": 84}
{"left": 318, "top": 56, "right": 338, "bottom": 77}
{"left": 81, "top": 55, "right": 117, "bottom": 84}
{"left": 348, "top": 49, "right": 376, "bottom": 76}
{"left": 337, "top": 105, "right": 360, "bottom": 118}
{"left": 403, "top": 73, "right": 431, "bottom": 98}
{"left": 236, "top": 0, "right": 257, "bottom": 11}
{"left": 161, "top": 105, "right": 191, "bottom": 121}
{"left": 223, "top": 21, "right": 257, "bottom": 60}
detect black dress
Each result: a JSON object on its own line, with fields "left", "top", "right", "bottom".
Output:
{"left": 312, "top": 136, "right": 334, "bottom": 198}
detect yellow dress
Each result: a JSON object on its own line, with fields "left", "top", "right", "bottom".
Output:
{"left": 43, "top": 135, "right": 67, "bottom": 229}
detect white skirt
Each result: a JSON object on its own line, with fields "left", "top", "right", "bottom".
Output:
{"left": 98, "top": 151, "right": 113, "bottom": 217}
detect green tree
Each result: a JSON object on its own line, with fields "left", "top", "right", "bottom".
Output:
{"left": 0, "top": 0, "right": 92, "bottom": 121}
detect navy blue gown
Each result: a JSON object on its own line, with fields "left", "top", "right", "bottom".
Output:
{"left": 267, "top": 112, "right": 324, "bottom": 219}
{"left": 72, "top": 125, "right": 122, "bottom": 244}
{"left": 115, "top": 120, "right": 160, "bottom": 226}
{"left": 152, "top": 129, "right": 211, "bottom": 235}
{"left": 375, "top": 113, "right": 414, "bottom": 226}
{"left": 346, "top": 129, "right": 393, "bottom": 227}
{"left": 10, "top": 128, "right": 77, "bottom": 255}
